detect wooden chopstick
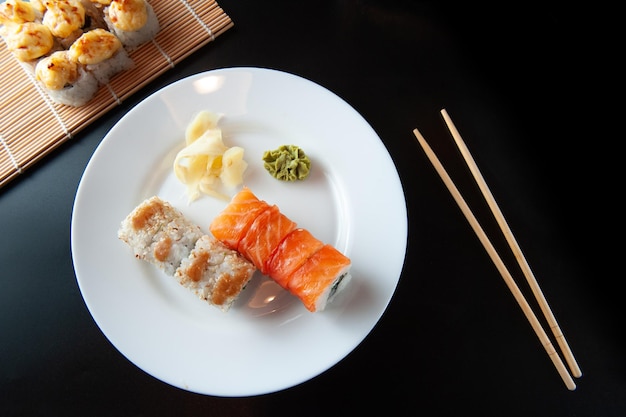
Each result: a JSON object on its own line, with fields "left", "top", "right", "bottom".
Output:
{"left": 412, "top": 119, "right": 577, "bottom": 390}
{"left": 439, "top": 109, "right": 582, "bottom": 379}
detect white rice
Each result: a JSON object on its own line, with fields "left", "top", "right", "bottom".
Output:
{"left": 45, "top": 67, "right": 99, "bottom": 107}
{"left": 86, "top": 46, "right": 134, "bottom": 84}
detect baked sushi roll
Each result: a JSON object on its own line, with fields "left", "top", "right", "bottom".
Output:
{"left": 103, "top": 0, "right": 159, "bottom": 49}
{"left": 175, "top": 235, "right": 256, "bottom": 312}
{"left": 41, "top": 0, "right": 87, "bottom": 47}
{"left": 68, "top": 27, "right": 133, "bottom": 84}
{"left": 0, "top": 21, "right": 54, "bottom": 62}
{"left": 118, "top": 196, "right": 204, "bottom": 276}
{"left": 0, "top": 0, "right": 42, "bottom": 26}
{"left": 35, "top": 50, "right": 98, "bottom": 106}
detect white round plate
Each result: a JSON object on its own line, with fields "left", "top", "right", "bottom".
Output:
{"left": 71, "top": 67, "right": 407, "bottom": 396}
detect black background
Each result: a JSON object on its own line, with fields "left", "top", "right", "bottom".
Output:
{"left": 1, "top": 1, "right": 621, "bottom": 416}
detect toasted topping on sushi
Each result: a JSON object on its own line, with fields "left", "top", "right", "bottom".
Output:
{"left": 35, "top": 50, "right": 79, "bottom": 90}
{"left": 107, "top": 0, "right": 147, "bottom": 31}
{"left": 90, "top": 0, "right": 112, "bottom": 5}
{"left": 42, "top": 0, "right": 86, "bottom": 38}
{"left": 119, "top": 196, "right": 256, "bottom": 312}
{"left": 68, "top": 28, "right": 121, "bottom": 64}
{"left": 0, "top": 0, "right": 36, "bottom": 25}
{"left": 2, "top": 22, "right": 54, "bottom": 61}
{"left": 175, "top": 235, "right": 256, "bottom": 312}
{"left": 28, "top": 0, "right": 47, "bottom": 14}
{"left": 118, "top": 196, "right": 204, "bottom": 276}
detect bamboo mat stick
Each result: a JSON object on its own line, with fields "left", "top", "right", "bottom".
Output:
{"left": 439, "top": 109, "right": 581, "bottom": 378}
{"left": 412, "top": 126, "right": 576, "bottom": 391}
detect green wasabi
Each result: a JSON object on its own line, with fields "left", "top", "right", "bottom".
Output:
{"left": 262, "top": 145, "right": 311, "bottom": 181}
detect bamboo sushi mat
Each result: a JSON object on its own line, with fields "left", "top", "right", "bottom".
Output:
{"left": 0, "top": 0, "right": 233, "bottom": 190}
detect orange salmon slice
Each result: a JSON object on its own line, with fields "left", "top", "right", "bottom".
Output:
{"left": 265, "top": 228, "right": 324, "bottom": 289}
{"left": 287, "top": 244, "right": 351, "bottom": 312}
{"left": 238, "top": 205, "right": 297, "bottom": 273}
{"left": 209, "top": 187, "right": 270, "bottom": 250}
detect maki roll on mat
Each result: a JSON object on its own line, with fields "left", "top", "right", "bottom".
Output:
{"left": 35, "top": 50, "right": 99, "bottom": 106}
{"left": 104, "top": 0, "right": 159, "bottom": 48}
{"left": 68, "top": 28, "right": 133, "bottom": 84}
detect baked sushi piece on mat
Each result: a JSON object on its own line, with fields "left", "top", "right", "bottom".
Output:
{"left": 68, "top": 28, "right": 133, "bottom": 84}
{"left": 210, "top": 187, "right": 352, "bottom": 312}
{"left": 118, "top": 196, "right": 256, "bottom": 311}
{"left": 175, "top": 235, "right": 256, "bottom": 312}
{"left": 0, "top": 0, "right": 43, "bottom": 26}
{"left": 34, "top": 50, "right": 99, "bottom": 106}
{"left": 0, "top": 21, "right": 54, "bottom": 62}
{"left": 103, "top": 0, "right": 159, "bottom": 49}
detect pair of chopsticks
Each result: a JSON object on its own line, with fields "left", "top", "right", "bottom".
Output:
{"left": 413, "top": 109, "right": 581, "bottom": 390}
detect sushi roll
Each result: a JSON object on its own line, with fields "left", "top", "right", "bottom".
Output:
{"left": 103, "top": 0, "right": 159, "bottom": 48}
{"left": 265, "top": 228, "right": 324, "bottom": 288}
{"left": 0, "top": 0, "right": 40, "bottom": 26}
{"left": 41, "top": 0, "right": 86, "bottom": 47}
{"left": 209, "top": 187, "right": 352, "bottom": 312}
{"left": 67, "top": 27, "right": 133, "bottom": 84}
{"left": 119, "top": 196, "right": 257, "bottom": 312}
{"left": 34, "top": 50, "right": 98, "bottom": 106}
{"left": 175, "top": 235, "right": 256, "bottom": 312}
{"left": 0, "top": 21, "right": 54, "bottom": 62}
{"left": 209, "top": 186, "right": 271, "bottom": 250}
{"left": 118, "top": 196, "right": 204, "bottom": 275}
{"left": 285, "top": 244, "right": 352, "bottom": 312}
{"left": 237, "top": 204, "right": 297, "bottom": 275}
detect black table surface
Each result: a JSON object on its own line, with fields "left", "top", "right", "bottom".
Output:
{"left": 1, "top": 2, "right": 621, "bottom": 416}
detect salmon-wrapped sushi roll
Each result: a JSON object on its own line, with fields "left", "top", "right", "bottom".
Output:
{"left": 209, "top": 186, "right": 270, "bottom": 250}
{"left": 118, "top": 196, "right": 203, "bottom": 275}
{"left": 175, "top": 235, "right": 256, "bottom": 312}
{"left": 265, "top": 228, "right": 324, "bottom": 288}
{"left": 237, "top": 205, "right": 297, "bottom": 274}
{"left": 210, "top": 187, "right": 352, "bottom": 312}
{"left": 286, "top": 244, "right": 352, "bottom": 312}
